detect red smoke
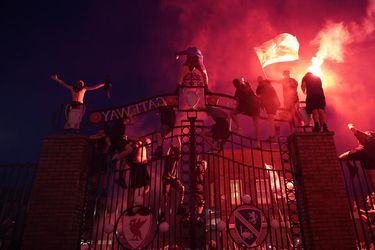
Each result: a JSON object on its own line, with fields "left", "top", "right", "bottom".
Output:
{"left": 145, "top": 0, "right": 375, "bottom": 153}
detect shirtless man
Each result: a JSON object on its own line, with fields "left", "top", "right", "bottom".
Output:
{"left": 51, "top": 74, "right": 105, "bottom": 129}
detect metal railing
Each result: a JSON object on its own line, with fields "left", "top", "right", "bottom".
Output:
{"left": 80, "top": 125, "right": 303, "bottom": 249}
{"left": 339, "top": 159, "right": 375, "bottom": 250}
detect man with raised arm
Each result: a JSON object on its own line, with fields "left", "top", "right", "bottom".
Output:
{"left": 339, "top": 123, "right": 375, "bottom": 169}
{"left": 51, "top": 74, "right": 105, "bottom": 129}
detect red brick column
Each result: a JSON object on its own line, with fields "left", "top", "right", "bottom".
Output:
{"left": 22, "top": 135, "right": 90, "bottom": 250}
{"left": 288, "top": 132, "right": 356, "bottom": 250}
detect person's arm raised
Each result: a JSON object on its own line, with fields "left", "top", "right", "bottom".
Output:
{"left": 86, "top": 82, "right": 105, "bottom": 91}
{"left": 51, "top": 74, "right": 71, "bottom": 90}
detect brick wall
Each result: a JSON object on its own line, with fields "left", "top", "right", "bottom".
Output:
{"left": 22, "top": 135, "right": 90, "bottom": 250}
{"left": 289, "top": 132, "right": 356, "bottom": 250}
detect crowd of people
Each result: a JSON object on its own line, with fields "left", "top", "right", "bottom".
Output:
{"left": 52, "top": 46, "right": 333, "bottom": 224}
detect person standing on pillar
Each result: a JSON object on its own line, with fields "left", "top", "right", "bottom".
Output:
{"left": 270, "top": 70, "right": 302, "bottom": 133}
{"left": 301, "top": 72, "right": 329, "bottom": 132}
{"left": 51, "top": 74, "right": 106, "bottom": 130}
{"left": 256, "top": 76, "right": 281, "bottom": 141}
{"left": 176, "top": 47, "right": 208, "bottom": 87}
{"left": 230, "top": 78, "right": 261, "bottom": 144}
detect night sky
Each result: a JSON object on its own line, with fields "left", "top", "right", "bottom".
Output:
{"left": 1, "top": 0, "right": 374, "bottom": 163}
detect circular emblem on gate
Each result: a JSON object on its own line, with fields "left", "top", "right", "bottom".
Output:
{"left": 115, "top": 206, "right": 157, "bottom": 250}
{"left": 227, "top": 205, "right": 269, "bottom": 248}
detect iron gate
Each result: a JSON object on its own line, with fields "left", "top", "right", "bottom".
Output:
{"left": 80, "top": 115, "right": 302, "bottom": 249}
{"left": 339, "top": 159, "right": 375, "bottom": 249}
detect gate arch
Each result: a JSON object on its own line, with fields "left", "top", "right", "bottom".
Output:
{"left": 81, "top": 84, "right": 302, "bottom": 249}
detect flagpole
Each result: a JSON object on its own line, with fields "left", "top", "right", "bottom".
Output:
{"left": 261, "top": 66, "right": 268, "bottom": 79}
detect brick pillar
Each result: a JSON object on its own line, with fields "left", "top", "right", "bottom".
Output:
{"left": 22, "top": 135, "right": 90, "bottom": 250}
{"left": 288, "top": 132, "right": 356, "bottom": 250}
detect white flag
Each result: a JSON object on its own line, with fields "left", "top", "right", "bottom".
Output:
{"left": 254, "top": 33, "right": 300, "bottom": 68}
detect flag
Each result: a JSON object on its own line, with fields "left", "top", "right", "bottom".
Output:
{"left": 254, "top": 33, "right": 300, "bottom": 68}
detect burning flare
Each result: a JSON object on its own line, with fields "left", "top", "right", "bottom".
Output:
{"left": 308, "top": 57, "right": 323, "bottom": 78}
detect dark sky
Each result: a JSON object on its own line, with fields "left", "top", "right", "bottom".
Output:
{"left": 1, "top": 0, "right": 374, "bottom": 163}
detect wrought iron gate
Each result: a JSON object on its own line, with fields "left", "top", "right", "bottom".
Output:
{"left": 81, "top": 83, "right": 303, "bottom": 249}
{"left": 339, "top": 159, "right": 375, "bottom": 249}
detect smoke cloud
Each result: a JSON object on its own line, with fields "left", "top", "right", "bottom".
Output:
{"left": 141, "top": 0, "right": 375, "bottom": 153}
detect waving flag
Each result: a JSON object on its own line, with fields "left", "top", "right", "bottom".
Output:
{"left": 254, "top": 33, "right": 300, "bottom": 68}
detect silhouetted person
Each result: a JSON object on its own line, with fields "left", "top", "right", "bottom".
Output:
{"left": 194, "top": 160, "right": 207, "bottom": 223}
{"left": 89, "top": 124, "right": 111, "bottom": 195}
{"left": 176, "top": 47, "right": 208, "bottom": 86}
{"left": 109, "top": 115, "right": 133, "bottom": 154}
{"left": 270, "top": 70, "right": 302, "bottom": 133}
{"left": 154, "top": 106, "right": 176, "bottom": 158}
{"left": 301, "top": 72, "right": 328, "bottom": 132}
{"left": 230, "top": 78, "right": 260, "bottom": 144}
{"left": 339, "top": 123, "right": 375, "bottom": 170}
{"left": 51, "top": 74, "right": 105, "bottom": 129}
{"left": 161, "top": 145, "right": 185, "bottom": 217}
{"left": 203, "top": 106, "right": 230, "bottom": 152}
{"left": 256, "top": 76, "right": 281, "bottom": 140}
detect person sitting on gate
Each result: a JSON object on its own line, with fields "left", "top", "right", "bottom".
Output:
{"left": 301, "top": 72, "right": 329, "bottom": 132}
{"left": 202, "top": 106, "right": 230, "bottom": 153}
{"left": 51, "top": 74, "right": 106, "bottom": 129}
{"left": 230, "top": 78, "right": 261, "bottom": 144}
{"left": 256, "top": 76, "right": 281, "bottom": 141}
{"left": 339, "top": 123, "right": 375, "bottom": 177}
{"left": 161, "top": 145, "right": 186, "bottom": 219}
{"left": 154, "top": 105, "right": 177, "bottom": 158}
{"left": 112, "top": 137, "right": 152, "bottom": 198}
{"left": 176, "top": 47, "right": 208, "bottom": 87}
{"left": 269, "top": 70, "right": 303, "bottom": 133}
